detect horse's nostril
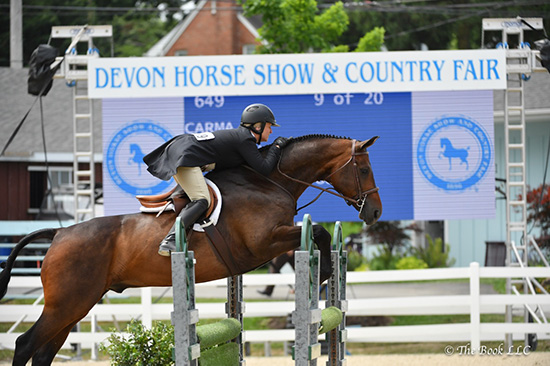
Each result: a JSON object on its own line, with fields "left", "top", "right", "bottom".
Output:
{"left": 374, "top": 210, "right": 381, "bottom": 220}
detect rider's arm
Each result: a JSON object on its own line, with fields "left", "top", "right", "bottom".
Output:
{"left": 238, "top": 139, "right": 281, "bottom": 176}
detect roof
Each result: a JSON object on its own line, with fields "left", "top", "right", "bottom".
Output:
{"left": 145, "top": 0, "right": 261, "bottom": 57}
{"left": 493, "top": 71, "right": 550, "bottom": 122}
{"left": 144, "top": 0, "right": 207, "bottom": 57}
{"left": 0, "top": 67, "right": 102, "bottom": 161}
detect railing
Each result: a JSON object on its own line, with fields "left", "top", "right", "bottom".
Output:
{"left": 1, "top": 263, "right": 550, "bottom": 359}
{"left": 0, "top": 220, "right": 73, "bottom": 277}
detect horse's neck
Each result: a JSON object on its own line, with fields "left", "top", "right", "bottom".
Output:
{"left": 278, "top": 139, "right": 348, "bottom": 189}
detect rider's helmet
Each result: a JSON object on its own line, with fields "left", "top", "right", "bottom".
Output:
{"left": 240, "top": 103, "right": 280, "bottom": 144}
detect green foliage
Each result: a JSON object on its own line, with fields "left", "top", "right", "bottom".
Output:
{"left": 412, "top": 235, "right": 456, "bottom": 268}
{"left": 368, "top": 245, "right": 401, "bottom": 271}
{"left": 111, "top": 14, "right": 172, "bottom": 57}
{"left": 319, "top": 221, "right": 363, "bottom": 244}
{"left": 99, "top": 319, "right": 174, "bottom": 366}
{"left": 347, "top": 250, "right": 365, "bottom": 271}
{"left": 355, "top": 27, "right": 385, "bottom": 52}
{"left": 325, "top": 45, "right": 350, "bottom": 53}
{"left": 395, "top": 256, "right": 428, "bottom": 270}
{"left": 239, "top": 0, "right": 349, "bottom": 53}
{"left": 0, "top": 0, "right": 179, "bottom": 66}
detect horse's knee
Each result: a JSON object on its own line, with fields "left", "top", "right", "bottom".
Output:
{"left": 312, "top": 225, "right": 331, "bottom": 248}
{"left": 312, "top": 225, "right": 333, "bottom": 283}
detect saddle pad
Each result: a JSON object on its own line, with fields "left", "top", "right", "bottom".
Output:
{"left": 138, "top": 178, "right": 222, "bottom": 232}
{"left": 193, "top": 179, "right": 222, "bottom": 233}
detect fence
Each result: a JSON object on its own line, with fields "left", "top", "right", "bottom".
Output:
{"left": 1, "top": 263, "right": 550, "bottom": 359}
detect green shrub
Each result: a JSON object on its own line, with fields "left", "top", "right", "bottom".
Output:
{"left": 412, "top": 235, "right": 456, "bottom": 268}
{"left": 99, "top": 319, "right": 174, "bottom": 366}
{"left": 396, "top": 256, "right": 428, "bottom": 270}
{"left": 368, "top": 246, "right": 401, "bottom": 270}
{"left": 347, "top": 250, "right": 365, "bottom": 271}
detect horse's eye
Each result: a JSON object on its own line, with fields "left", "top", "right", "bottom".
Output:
{"left": 360, "top": 168, "right": 370, "bottom": 175}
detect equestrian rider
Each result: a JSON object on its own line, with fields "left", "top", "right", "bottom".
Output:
{"left": 143, "top": 103, "right": 289, "bottom": 256}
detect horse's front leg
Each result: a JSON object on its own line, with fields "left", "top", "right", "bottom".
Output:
{"left": 269, "top": 224, "right": 332, "bottom": 284}
{"left": 312, "top": 225, "right": 333, "bottom": 283}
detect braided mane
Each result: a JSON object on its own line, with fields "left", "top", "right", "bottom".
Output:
{"left": 260, "top": 134, "right": 352, "bottom": 152}
{"left": 288, "top": 134, "right": 352, "bottom": 144}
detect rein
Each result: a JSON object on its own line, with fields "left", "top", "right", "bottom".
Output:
{"left": 242, "top": 165, "right": 298, "bottom": 213}
{"left": 276, "top": 139, "right": 379, "bottom": 211}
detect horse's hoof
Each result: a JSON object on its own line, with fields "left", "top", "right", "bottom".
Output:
{"left": 158, "top": 244, "right": 174, "bottom": 257}
{"left": 158, "top": 249, "right": 171, "bottom": 257}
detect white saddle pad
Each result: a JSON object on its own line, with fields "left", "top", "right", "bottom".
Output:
{"left": 139, "top": 178, "right": 222, "bottom": 232}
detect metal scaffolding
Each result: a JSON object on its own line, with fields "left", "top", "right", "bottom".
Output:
{"left": 51, "top": 25, "right": 112, "bottom": 224}
{"left": 482, "top": 17, "right": 549, "bottom": 349}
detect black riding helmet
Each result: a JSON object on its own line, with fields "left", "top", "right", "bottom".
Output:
{"left": 240, "top": 103, "right": 280, "bottom": 144}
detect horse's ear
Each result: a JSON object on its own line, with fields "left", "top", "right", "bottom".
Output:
{"left": 357, "top": 136, "right": 379, "bottom": 151}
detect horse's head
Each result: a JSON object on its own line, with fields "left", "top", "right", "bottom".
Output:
{"left": 328, "top": 137, "right": 382, "bottom": 225}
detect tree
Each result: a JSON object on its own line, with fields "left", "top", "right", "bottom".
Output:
{"left": 366, "top": 220, "right": 419, "bottom": 254}
{"left": 238, "top": 0, "right": 349, "bottom": 53}
{"left": 338, "top": 1, "right": 550, "bottom": 51}
{"left": 1, "top": 0, "right": 181, "bottom": 67}
{"left": 238, "top": 0, "right": 387, "bottom": 53}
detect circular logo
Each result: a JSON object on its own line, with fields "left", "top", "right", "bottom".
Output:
{"left": 106, "top": 120, "right": 173, "bottom": 195}
{"left": 416, "top": 115, "right": 492, "bottom": 191}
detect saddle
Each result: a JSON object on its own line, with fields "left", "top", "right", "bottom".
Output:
{"left": 136, "top": 180, "right": 241, "bottom": 276}
{"left": 136, "top": 179, "right": 220, "bottom": 230}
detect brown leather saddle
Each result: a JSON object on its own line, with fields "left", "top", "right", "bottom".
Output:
{"left": 136, "top": 185, "right": 241, "bottom": 276}
{"left": 136, "top": 185, "right": 218, "bottom": 219}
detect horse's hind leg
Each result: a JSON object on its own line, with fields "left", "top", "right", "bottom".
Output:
{"left": 12, "top": 311, "right": 63, "bottom": 366}
{"left": 30, "top": 321, "right": 79, "bottom": 366}
{"left": 313, "top": 225, "right": 333, "bottom": 283}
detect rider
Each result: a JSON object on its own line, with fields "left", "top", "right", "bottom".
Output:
{"left": 143, "top": 103, "right": 289, "bottom": 256}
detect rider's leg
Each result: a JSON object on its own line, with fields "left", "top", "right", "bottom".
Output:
{"left": 158, "top": 166, "right": 211, "bottom": 256}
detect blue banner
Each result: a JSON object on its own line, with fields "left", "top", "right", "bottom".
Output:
{"left": 103, "top": 90, "right": 494, "bottom": 221}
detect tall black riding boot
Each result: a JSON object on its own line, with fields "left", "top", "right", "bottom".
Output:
{"left": 158, "top": 198, "right": 209, "bottom": 257}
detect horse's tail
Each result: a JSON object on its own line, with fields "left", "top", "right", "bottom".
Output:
{"left": 0, "top": 228, "right": 58, "bottom": 300}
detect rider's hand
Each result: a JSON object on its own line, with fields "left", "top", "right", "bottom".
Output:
{"left": 273, "top": 137, "right": 290, "bottom": 149}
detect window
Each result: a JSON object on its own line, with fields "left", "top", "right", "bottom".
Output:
{"left": 28, "top": 166, "right": 73, "bottom": 215}
{"left": 174, "top": 49, "right": 188, "bottom": 56}
{"left": 242, "top": 44, "right": 256, "bottom": 55}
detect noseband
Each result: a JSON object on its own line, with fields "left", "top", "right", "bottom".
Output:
{"left": 277, "top": 139, "right": 379, "bottom": 212}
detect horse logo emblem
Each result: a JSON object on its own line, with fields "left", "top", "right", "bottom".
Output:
{"left": 128, "top": 143, "right": 146, "bottom": 176}
{"left": 439, "top": 138, "right": 470, "bottom": 171}
{"left": 106, "top": 120, "right": 173, "bottom": 195}
{"left": 416, "top": 115, "right": 492, "bottom": 191}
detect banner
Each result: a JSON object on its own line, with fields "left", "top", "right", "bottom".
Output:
{"left": 89, "top": 49, "right": 506, "bottom": 98}
{"left": 102, "top": 90, "right": 495, "bottom": 221}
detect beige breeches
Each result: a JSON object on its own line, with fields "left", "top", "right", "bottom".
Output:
{"left": 173, "top": 166, "right": 211, "bottom": 205}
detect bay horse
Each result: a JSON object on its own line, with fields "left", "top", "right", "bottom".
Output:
{"left": 0, "top": 135, "right": 382, "bottom": 366}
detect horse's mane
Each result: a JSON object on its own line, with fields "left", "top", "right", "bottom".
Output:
{"left": 260, "top": 134, "right": 352, "bottom": 152}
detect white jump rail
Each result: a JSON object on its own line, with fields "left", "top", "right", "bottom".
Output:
{"left": 2, "top": 263, "right": 550, "bottom": 357}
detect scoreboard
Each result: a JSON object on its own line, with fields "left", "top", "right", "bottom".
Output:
{"left": 94, "top": 51, "right": 504, "bottom": 222}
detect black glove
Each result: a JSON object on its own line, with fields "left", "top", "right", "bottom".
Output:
{"left": 273, "top": 137, "right": 290, "bottom": 149}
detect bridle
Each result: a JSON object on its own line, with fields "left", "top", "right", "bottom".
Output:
{"left": 276, "top": 139, "right": 379, "bottom": 212}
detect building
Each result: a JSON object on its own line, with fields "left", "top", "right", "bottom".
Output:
{"left": 145, "top": 0, "right": 261, "bottom": 57}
